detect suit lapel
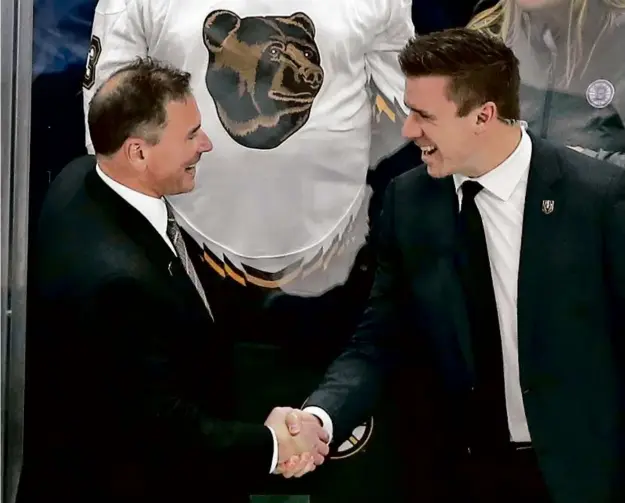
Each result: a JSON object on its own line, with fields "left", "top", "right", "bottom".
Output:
{"left": 446, "top": 262, "right": 475, "bottom": 380}
{"left": 517, "top": 132, "right": 564, "bottom": 366}
{"left": 85, "top": 168, "right": 216, "bottom": 323}
{"left": 416, "top": 134, "right": 564, "bottom": 384}
{"left": 443, "top": 184, "right": 475, "bottom": 380}
{"left": 85, "top": 167, "right": 177, "bottom": 275}
{"left": 414, "top": 176, "right": 474, "bottom": 381}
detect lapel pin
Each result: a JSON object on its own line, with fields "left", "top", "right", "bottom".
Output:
{"left": 168, "top": 261, "right": 173, "bottom": 276}
{"left": 541, "top": 200, "right": 554, "bottom": 214}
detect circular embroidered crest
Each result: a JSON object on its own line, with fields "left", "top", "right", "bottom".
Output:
{"left": 330, "top": 416, "right": 374, "bottom": 460}
{"left": 585, "top": 79, "right": 615, "bottom": 109}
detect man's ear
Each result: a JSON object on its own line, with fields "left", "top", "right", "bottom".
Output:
{"left": 475, "top": 101, "right": 497, "bottom": 130}
{"left": 123, "top": 137, "right": 148, "bottom": 171}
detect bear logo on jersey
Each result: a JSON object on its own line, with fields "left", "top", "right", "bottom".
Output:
{"left": 202, "top": 10, "right": 324, "bottom": 149}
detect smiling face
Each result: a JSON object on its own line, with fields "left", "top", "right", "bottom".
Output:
{"left": 141, "top": 96, "right": 213, "bottom": 196}
{"left": 396, "top": 29, "right": 522, "bottom": 177}
{"left": 401, "top": 75, "right": 485, "bottom": 178}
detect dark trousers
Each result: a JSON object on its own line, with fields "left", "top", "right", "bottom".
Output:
{"left": 393, "top": 383, "right": 553, "bottom": 503}
{"left": 450, "top": 445, "right": 552, "bottom": 503}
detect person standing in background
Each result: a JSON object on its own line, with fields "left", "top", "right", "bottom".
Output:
{"left": 470, "top": 0, "right": 625, "bottom": 166}
{"left": 81, "top": 0, "right": 413, "bottom": 312}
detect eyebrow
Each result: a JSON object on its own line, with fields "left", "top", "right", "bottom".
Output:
{"left": 404, "top": 102, "right": 436, "bottom": 120}
{"left": 187, "top": 124, "right": 201, "bottom": 137}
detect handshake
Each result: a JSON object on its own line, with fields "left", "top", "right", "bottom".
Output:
{"left": 264, "top": 407, "right": 330, "bottom": 478}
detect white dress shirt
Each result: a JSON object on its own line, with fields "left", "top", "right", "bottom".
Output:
{"left": 453, "top": 126, "right": 532, "bottom": 442}
{"left": 95, "top": 166, "right": 280, "bottom": 471}
{"left": 96, "top": 165, "right": 175, "bottom": 254}
{"left": 306, "top": 126, "right": 533, "bottom": 444}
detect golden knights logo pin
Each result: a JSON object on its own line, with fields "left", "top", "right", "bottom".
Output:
{"left": 541, "top": 200, "right": 555, "bottom": 214}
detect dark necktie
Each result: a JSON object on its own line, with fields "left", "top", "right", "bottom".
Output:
{"left": 164, "top": 200, "right": 214, "bottom": 321}
{"left": 456, "top": 181, "right": 509, "bottom": 451}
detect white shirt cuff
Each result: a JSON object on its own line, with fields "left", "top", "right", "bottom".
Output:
{"left": 303, "top": 406, "right": 334, "bottom": 443}
{"left": 266, "top": 425, "right": 278, "bottom": 473}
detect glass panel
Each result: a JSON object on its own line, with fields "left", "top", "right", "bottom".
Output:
{"left": 2, "top": 0, "right": 33, "bottom": 500}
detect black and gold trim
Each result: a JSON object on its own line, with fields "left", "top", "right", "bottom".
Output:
{"left": 201, "top": 214, "right": 358, "bottom": 289}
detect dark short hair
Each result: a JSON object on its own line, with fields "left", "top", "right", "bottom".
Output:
{"left": 398, "top": 28, "right": 520, "bottom": 121}
{"left": 88, "top": 57, "right": 192, "bottom": 156}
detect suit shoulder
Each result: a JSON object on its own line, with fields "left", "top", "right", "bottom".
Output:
{"left": 53, "top": 154, "right": 95, "bottom": 184}
{"left": 556, "top": 144, "right": 624, "bottom": 192}
{"left": 33, "top": 159, "right": 144, "bottom": 294}
{"left": 41, "top": 155, "right": 96, "bottom": 213}
{"left": 392, "top": 163, "right": 449, "bottom": 200}
{"left": 393, "top": 163, "right": 429, "bottom": 189}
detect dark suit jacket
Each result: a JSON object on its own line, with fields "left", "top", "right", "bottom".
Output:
{"left": 306, "top": 133, "right": 625, "bottom": 503}
{"left": 19, "top": 156, "right": 273, "bottom": 503}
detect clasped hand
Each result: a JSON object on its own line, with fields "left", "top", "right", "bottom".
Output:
{"left": 264, "top": 407, "right": 329, "bottom": 478}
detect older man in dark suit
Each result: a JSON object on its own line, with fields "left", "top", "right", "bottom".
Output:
{"left": 19, "top": 57, "right": 328, "bottom": 503}
{"left": 277, "top": 29, "right": 625, "bottom": 503}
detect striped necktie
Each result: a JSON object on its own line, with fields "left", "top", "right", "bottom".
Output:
{"left": 164, "top": 200, "right": 214, "bottom": 321}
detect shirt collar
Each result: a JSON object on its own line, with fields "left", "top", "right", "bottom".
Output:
{"left": 453, "top": 123, "right": 532, "bottom": 202}
{"left": 95, "top": 164, "right": 169, "bottom": 236}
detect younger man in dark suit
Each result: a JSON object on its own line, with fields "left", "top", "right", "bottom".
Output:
{"left": 283, "top": 29, "right": 625, "bottom": 503}
{"left": 20, "top": 57, "right": 328, "bottom": 503}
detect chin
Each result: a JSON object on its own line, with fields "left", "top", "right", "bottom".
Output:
{"left": 170, "top": 181, "right": 195, "bottom": 196}
{"left": 426, "top": 163, "right": 449, "bottom": 179}
{"left": 182, "top": 171, "right": 196, "bottom": 191}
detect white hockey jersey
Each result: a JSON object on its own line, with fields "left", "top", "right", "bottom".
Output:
{"left": 83, "top": 0, "right": 413, "bottom": 294}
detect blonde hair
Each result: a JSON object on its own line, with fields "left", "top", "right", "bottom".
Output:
{"left": 468, "top": 0, "right": 625, "bottom": 87}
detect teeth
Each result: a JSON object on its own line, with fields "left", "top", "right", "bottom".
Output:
{"left": 421, "top": 146, "right": 436, "bottom": 155}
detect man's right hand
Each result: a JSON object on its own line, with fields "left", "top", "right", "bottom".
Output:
{"left": 264, "top": 407, "right": 329, "bottom": 476}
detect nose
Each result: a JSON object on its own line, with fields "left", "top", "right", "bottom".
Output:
{"left": 198, "top": 130, "right": 213, "bottom": 153}
{"left": 302, "top": 67, "right": 323, "bottom": 88}
{"left": 401, "top": 116, "right": 423, "bottom": 140}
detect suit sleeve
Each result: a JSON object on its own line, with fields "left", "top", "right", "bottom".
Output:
{"left": 605, "top": 169, "right": 625, "bottom": 362}
{"left": 305, "top": 181, "right": 403, "bottom": 442}
{"left": 82, "top": 0, "right": 150, "bottom": 152}
{"left": 81, "top": 276, "right": 274, "bottom": 477}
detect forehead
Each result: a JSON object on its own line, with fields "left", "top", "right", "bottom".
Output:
{"left": 404, "top": 75, "right": 456, "bottom": 113}
{"left": 164, "top": 97, "right": 200, "bottom": 127}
